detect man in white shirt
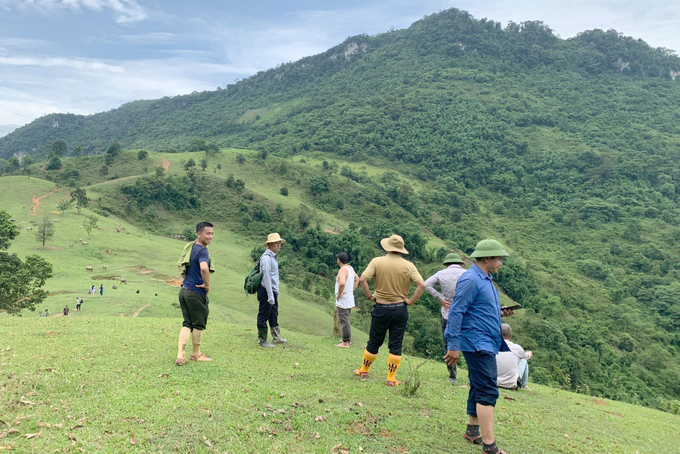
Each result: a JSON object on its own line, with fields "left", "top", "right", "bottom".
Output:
{"left": 496, "top": 324, "right": 533, "bottom": 390}
{"left": 424, "top": 252, "right": 467, "bottom": 383}
{"left": 334, "top": 252, "right": 359, "bottom": 348}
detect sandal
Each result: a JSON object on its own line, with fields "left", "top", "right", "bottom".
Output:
{"left": 354, "top": 369, "right": 368, "bottom": 378}
{"left": 175, "top": 357, "right": 187, "bottom": 366}
{"left": 482, "top": 441, "right": 506, "bottom": 454}
{"left": 464, "top": 432, "right": 483, "bottom": 445}
{"left": 189, "top": 353, "right": 212, "bottom": 362}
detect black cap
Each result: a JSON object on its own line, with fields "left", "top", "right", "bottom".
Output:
{"left": 335, "top": 252, "right": 350, "bottom": 263}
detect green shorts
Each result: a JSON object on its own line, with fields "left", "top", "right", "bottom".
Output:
{"left": 178, "top": 287, "right": 209, "bottom": 330}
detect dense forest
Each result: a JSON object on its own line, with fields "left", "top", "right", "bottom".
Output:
{"left": 2, "top": 8, "right": 680, "bottom": 413}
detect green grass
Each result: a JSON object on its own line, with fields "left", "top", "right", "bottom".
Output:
{"left": 0, "top": 176, "right": 347, "bottom": 338}
{"left": 2, "top": 175, "right": 680, "bottom": 453}
{"left": 1, "top": 318, "right": 677, "bottom": 453}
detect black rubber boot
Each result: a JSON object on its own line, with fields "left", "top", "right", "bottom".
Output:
{"left": 258, "top": 327, "right": 274, "bottom": 348}
{"left": 271, "top": 326, "right": 287, "bottom": 344}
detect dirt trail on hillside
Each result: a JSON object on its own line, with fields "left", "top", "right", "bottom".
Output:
{"left": 30, "top": 188, "right": 61, "bottom": 216}
{"left": 133, "top": 303, "right": 151, "bottom": 317}
{"left": 161, "top": 159, "right": 171, "bottom": 171}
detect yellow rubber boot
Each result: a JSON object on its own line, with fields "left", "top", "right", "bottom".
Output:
{"left": 190, "top": 329, "right": 212, "bottom": 361}
{"left": 355, "top": 350, "right": 378, "bottom": 377}
{"left": 386, "top": 354, "right": 402, "bottom": 386}
{"left": 176, "top": 327, "right": 191, "bottom": 366}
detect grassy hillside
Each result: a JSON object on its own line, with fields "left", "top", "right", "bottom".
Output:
{"left": 2, "top": 8, "right": 680, "bottom": 411}
{"left": 0, "top": 175, "right": 343, "bottom": 339}
{"left": 4, "top": 138, "right": 680, "bottom": 414}
{"left": 1, "top": 317, "right": 678, "bottom": 453}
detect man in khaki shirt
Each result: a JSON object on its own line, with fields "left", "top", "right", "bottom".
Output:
{"left": 354, "top": 234, "right": 426, "bottom": 386}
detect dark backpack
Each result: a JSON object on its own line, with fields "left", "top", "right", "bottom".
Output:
{"left": 244, "top": 259, "right": 262, "bottom": 294}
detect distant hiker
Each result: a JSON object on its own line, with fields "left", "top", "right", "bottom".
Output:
{"left": 354, "top": 234, "right": 425, "bottom": 386}
{"left": 444, "top": 239, "right": 515, "bottom": 454}
{"left": 257, "top": 233, "right": 287, "bottom": 348}
{"left": 38, "top": 311, "right": 43, "bottom": 317}
{"left": 425, "top": 252, "right": 467, "bottom": 384}
{"left": 91, "top": 285, "right": 96, "bottom": 297}
{"left": 76, "top": 297, "right": 83, "bottom": 311}
{"left": 334, "top": 252, "right": 359, "bottom": 348}
{"left": 100, "top": 284, "right": 104, "bottom": 297}
{"left": 175, "top": 222, "right": 215, "bottom": 366}
{"left": 63, "top": 305, "right": 69, "bottom": 316}
{"left": 44, "top": 309, "right": 50, "bottom": 317}
{"left": 497, "top": 324, "right": 532, "bottom": 391}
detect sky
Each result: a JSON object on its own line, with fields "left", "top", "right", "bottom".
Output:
{"left": 0, "top": 0, "right": 679, "bottom": 138}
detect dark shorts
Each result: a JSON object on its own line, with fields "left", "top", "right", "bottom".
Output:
{"left": 366, "top": 303, "right": 408, "bottom": 356}
{"left": 463, "top": 350, "right": 499, "bottom": 416}
{"left": 179, "top": 287, "right": 209, "bottom": 331}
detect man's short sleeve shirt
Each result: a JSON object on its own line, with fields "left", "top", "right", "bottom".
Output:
{"left": 183, "top": 243, "right": 210, "bottom": 295}
{"left": 361, "top": 254, "right": 423, "bottom": 302}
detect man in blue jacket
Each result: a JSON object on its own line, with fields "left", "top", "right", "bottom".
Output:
{"left": 444, "top": 239, "right": 514, "bottom": 454}
{"left": 175, "top": 222, "right": 213, "bottom": 365}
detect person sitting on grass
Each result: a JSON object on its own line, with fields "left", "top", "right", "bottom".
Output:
{"left": 496, "top": 324, "right": 532, "bottom": 391}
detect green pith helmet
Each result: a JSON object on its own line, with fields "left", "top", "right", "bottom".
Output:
{"left": 443, "top": 253, "right": 464, "bottom": 265}
{"left": 469, "top": 239, "right": 509, "bottom": 258}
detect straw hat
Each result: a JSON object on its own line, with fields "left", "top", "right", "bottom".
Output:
{"left": 264, "top": 232, "right": 286, "bottom": 245}
{"left": 380, "top": 234, "right": 408, "bottom": 254}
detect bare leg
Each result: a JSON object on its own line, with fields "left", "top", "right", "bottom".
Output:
{"left": 477, "top": 404, "right": 495, "bottom": 445}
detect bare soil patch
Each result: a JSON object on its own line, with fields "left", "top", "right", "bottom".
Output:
{"left": 165, "top": 277, "right": 183, "bottom": 287}
{"left": 161, "top": 159, "right": 171, "bottom": 171}
{"left": 133, "top": 303, "right": 151, "bottom": 317}
{"left": 30, "top": 188, "right": 61, "bottom": 216}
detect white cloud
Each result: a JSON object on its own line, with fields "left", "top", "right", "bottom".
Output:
{"left": 0, "top": 0, "right": 148, "bottom": 23}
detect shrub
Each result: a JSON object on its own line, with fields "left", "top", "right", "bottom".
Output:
{"left": 280, "top": 187, "right": 289, "bottom": 196}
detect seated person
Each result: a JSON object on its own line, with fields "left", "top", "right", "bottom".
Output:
{"left": 496, "top": 323, "right": 532, "bottom": 390}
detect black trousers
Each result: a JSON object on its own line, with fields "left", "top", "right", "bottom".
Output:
{"left": 441, "top": 316, "right": 457, "bottom": 380}
{"left": 179, "top": 287, "right": 209, "bottom": 331}
{"left": 366, "top": 304, "right": 408, "bottom": 356}
{"left": 257, "top": 285, "right": 279, "bottom": 329}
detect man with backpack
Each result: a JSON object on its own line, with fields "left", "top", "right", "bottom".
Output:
{"left": 257, "top": 233, "right": 287, "bottom": 348}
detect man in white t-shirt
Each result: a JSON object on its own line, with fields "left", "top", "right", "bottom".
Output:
{"left": 496, "top": 324, "right": 533, "bottom": 390}
{"left": 334, "top": 252, "right": 359, "bottom": 348}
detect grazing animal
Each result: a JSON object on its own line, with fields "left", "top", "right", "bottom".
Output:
{"left": 136, "top": 290, "right": 140, "bottom": 294}
{"left": 69, "top": 244, "right": 73, "bottom": 247}
{"left": 102, "top": 266, "right": 107, "bottom": 270}
{"left": 74, "top": 239, "right": 78, "bottom": 242}
{"left": 26, "top": 227, "right": 32, "bottom": 231}
{"left": 82, "top": 242, "right": 88, "bottom": 246}
{"left": 120, "top": 278, "right": 127, "bottom": 284}
{"left": 85, "top": 266, "right": 93, "bottom": 271}
{"left": 112, "top": 285, "right": 117, "bottom": 289}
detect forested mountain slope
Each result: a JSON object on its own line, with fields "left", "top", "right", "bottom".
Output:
{"left": 2, "top": 8, "right": 680, "bottom": 413}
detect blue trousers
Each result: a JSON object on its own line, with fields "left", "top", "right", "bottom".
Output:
{"left": 463, "top": 350, "right": 499, "bottom": 417}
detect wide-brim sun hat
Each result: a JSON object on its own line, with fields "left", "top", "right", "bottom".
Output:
{"left": 380, "top": 234, "right": 409, "bottom": 254}
{"left": 264, "top": 232, "right": 286, "bottom": 245}
{"left": 469, "top": 239, "right": 508, "bottom": 258}
{"left": 443, "top": 253, "right": 464, "bottom": 265}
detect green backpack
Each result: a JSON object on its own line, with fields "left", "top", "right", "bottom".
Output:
{"left": 244, "top": 259, "right": 262, "bottom": 294}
